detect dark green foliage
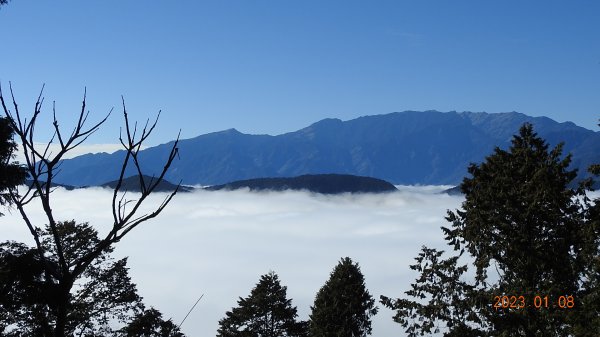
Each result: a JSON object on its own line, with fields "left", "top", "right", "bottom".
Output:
{"left": 0, "top": 225, "right": 187, "bottom": 337}
{"left": 380, "top": 247, "right": 484, "bottom": 336}
{"left": 217, "top": 271, "right": 307, "bottom": 337}
{"left": 382, "top": 123, "right": 600, "bottom": 336}
{"left": 309, "top": 257, "right": 378, "bottom": 337}
{"left": 571, "top": 119, "right": 600, "bottom": 336}
{"left": 0, "top": 117, "right": 27, "bottom": 215}
{"left": 0, "top": 221, "right": 143, "bottom": 336}
{"left": 0, "top": 241, "right": 48, "bottom": 336}
{"left": 118, "top": 307, "right": 185, "bottom": 337}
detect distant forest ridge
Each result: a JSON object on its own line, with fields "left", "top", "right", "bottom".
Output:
{"left": 206, "top": 174, "right": 398, "bottom": 194}
{"left": 50, "top": 110, "right": 599, "bottom": 187}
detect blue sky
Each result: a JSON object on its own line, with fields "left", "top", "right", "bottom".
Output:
{"left": 1, "top": 1, "right": 599, "bottom": 146}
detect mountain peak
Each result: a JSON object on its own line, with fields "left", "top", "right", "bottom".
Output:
{"left": 222, "top": 128, "right": 241, "bottom": 134}
{"left": 203, "top": 128, "right": 243, "bottom": 137}
{"left": 309, "top": 118, "right": 343, "bottom": 128}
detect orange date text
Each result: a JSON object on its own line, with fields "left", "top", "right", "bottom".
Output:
{"left": 492, "top": 295, "right": 575, "bottom": 310}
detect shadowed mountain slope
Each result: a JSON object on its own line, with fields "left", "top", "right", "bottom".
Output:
{"left": 51, "top": 111, "right": 600, "bottom": 186}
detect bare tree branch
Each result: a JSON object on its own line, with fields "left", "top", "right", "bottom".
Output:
{"left": 2, "top": 83, "right": 181, "bottom": 337}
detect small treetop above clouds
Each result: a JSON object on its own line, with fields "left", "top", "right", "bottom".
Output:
{"left": 309, "top": 257, "right": 378, "bottom": 337}
{"left": 217, "top": 271, "right": 307, "bottom": 337}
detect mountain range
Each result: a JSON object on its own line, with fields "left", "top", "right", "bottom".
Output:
{"left": 50, "top": 111, "right": 600, "bottom": 187}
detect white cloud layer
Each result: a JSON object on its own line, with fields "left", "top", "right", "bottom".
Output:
{"left": 0, "top": 187, "right": 464, "bottom": 336}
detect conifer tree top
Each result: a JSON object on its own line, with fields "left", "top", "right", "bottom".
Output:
{"left": 217, "top": 271, "right": 307, "bottom": 337}
{"left": 309, "top": 257, "right": 377, "bottom": 337}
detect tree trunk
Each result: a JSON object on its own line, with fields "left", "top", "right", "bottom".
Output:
{"left": 53, "top": 279, "right": 72, "bottom": 337}
{"left": 54, "top": 294, "right": 67, "bottom": 337}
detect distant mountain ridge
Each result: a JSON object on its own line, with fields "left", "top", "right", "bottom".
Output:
{"left": 206, "top": 174, "right": 397, "bottom": 194}
{"left": 50, "top": 111, "right": 600, "bottom": 187}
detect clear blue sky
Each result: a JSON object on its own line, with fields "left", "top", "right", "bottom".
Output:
{"left": 1, "top": 1, "right": 599, "bottom": 146}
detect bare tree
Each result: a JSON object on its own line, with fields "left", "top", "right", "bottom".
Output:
{"left": 0, "top": 82, "right": 181, "bottom": 337}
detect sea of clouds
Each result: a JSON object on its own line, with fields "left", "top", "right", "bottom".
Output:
{"left": 0, "top": 185, "right": 464, "bottom": 336}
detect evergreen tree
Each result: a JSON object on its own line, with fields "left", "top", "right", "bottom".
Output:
{"left": 0, "top": 221, "right": 186, "bottom": 336}
{"left": 118, "top": 307, "right": 185, "bottom": 337}
{"left": 381, "top": 123, "right": 600, "bottom": 336}
{"left": 217, "top": 271, "right": 307, "bottom": 337}
{"left": 0, "top": 221, "right": 143, "bottom": 336}
{"left": 571, "top": 119, "right": 600, "bottom": 336}
{"left": 309, "top": 257, "right": 377, "bottom": 337}
{"left": 0, "top": 116, "right": 27, "bottom": 215}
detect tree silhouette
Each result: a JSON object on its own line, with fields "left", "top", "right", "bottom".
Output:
{"left": 0, "top": 116, "right": 27, "bottom": 215}
{"left": 217, "top": 271, "right": 307, "bottom": 337}
{"left": 570, "top": 119, "right": 600, "bottom": 336}
{"left": 0, "top": 83, "right": 181, "bottom": 337}
{"left": 0, "top": 221, "right": 142, "bottom": 336}
{"left": 118, "top": 307, "right": 185, "bottom": 337}
{"left": 381, "top": 123, "right": 600, "bottom": 336}
{"left": 309, "top": 257, "right": 377, "bottom": 337}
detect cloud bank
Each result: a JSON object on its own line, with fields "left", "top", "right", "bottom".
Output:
{"left": 0, "top": 186, "right": 463, "bottom": 336}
